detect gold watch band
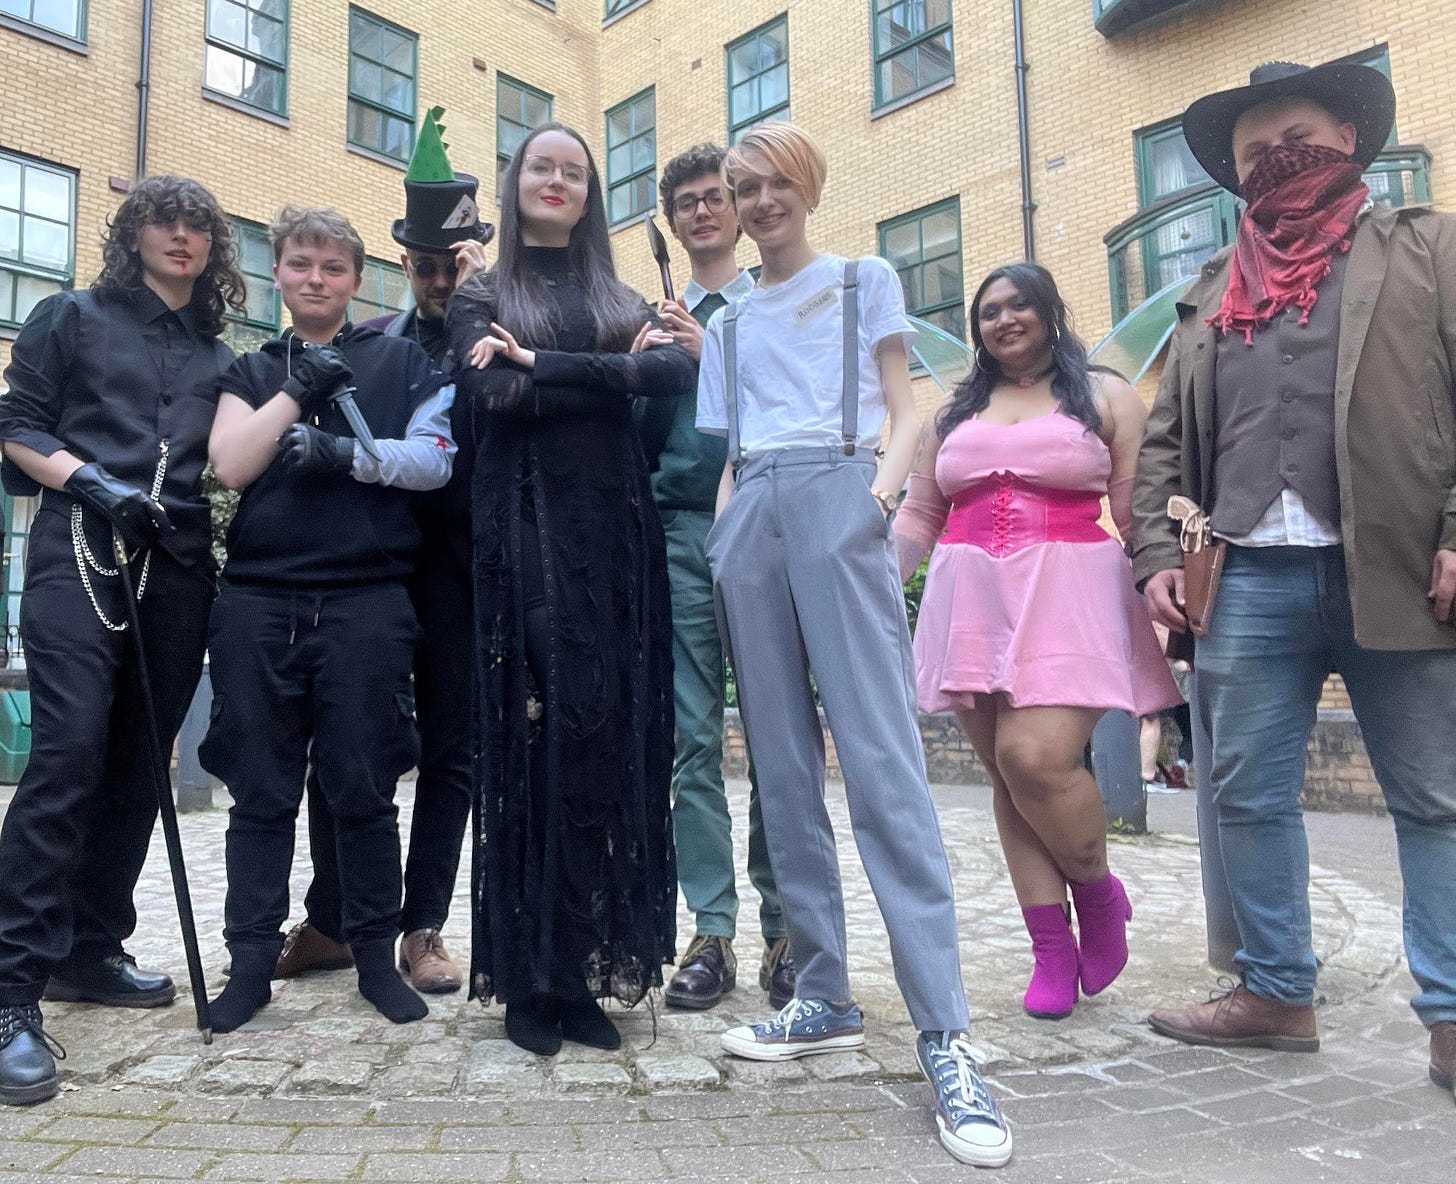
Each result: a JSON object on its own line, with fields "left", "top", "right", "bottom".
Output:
{"left": 872, "top": 488, "right": 898, "bottom": 515}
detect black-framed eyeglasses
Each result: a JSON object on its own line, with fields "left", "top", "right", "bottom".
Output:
{"left": 523, "top": 155, "right": 591, "bottom": 186}
{"left": 409, "top": 256, "right": 458, "bottom": 281}
{"left": 672, "top": 189, "right": 729, "bottom": 218}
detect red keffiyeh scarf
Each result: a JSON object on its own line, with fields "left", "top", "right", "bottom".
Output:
{"left": 1209, "top": 143, "right": 1369, "bottom": 343}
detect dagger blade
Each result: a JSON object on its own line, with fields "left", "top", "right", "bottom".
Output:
{"left": 329, "top": 385, "right": 383, "bottom": 461}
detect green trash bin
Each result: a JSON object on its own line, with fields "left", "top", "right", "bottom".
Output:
{"left": 0, "top": 689, "right": 31, "bottom": 785}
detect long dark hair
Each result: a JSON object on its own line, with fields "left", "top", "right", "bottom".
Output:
{"left": 474, "top": 123, "right": 646, "bottom": 352}
{"left": 936, "top": 262, "right": 1100, "bottom": 439}
{"left": 93, "top": 175, "right": 247, "bottom": 340}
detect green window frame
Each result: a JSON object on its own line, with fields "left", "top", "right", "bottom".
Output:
{"left": 605, "top": 88, "right": 656, "bottom": 226}
{"left": 350, "top": 258, "right": 411, "bottom": 323}
{"left": 204, "top": 0, "right": 289, "bottom": 116}
{"left": 224, "top": 219, "right": 281, "bottom": 353}
{"left": 0, "top": 0, "right": 86, "bottom": 43}
{"left": 0, "top": 152, "right": 75, "bottom": 332}
{"left": 497, "top": 74, "right": 553, "bottom": 190}
{"left": 872, "top": 1, "right": 954, "bottom": 111}
{"left": 347, "top": 7, "right": 417, "bottom": 163}
{"left": 726, "top": 15, "right": 790, "bottom": 144}
{"left": 604, "top": 0, "right": 644, "bottom": 17}
{"left": 878, "top": 197, "right": 964, "bottom": 341}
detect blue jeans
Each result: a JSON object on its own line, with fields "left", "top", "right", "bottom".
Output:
{"left": 1195, "top": 545, "right": 1456, "bottom": 1027}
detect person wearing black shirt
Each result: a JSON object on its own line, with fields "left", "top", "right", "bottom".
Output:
{"left": 277, "top": 134, "right": 492, "bottom": 995}
{"left": 202, "top": 207, "right": 453, "bottom": 1033}
{"left": 0, "top": 176, "right": 245, "bottom": 1106}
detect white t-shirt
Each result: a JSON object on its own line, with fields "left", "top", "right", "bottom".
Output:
{"left": 696, "top": 253, "right": 915, "bottom": 458}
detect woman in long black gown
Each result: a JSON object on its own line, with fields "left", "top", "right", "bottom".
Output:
{"left": 448, "top": 124, "right": 691, "bottom": 1056}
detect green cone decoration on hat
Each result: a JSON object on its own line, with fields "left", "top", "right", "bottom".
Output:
{"left": 392, "top": 105, "right": 494, "bottom": 251}
{"left": 405, "top": 106, "right": 456, "bottom": 183}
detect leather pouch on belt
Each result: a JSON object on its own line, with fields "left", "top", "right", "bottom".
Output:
{"left": 1167, "top": 495, "right": 1226, "bottom": 639}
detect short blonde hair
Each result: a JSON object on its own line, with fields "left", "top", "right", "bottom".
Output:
{"left": 723, "top": 122, "right": 827, "bottom": 208}
{"left": 268, "top": 205, "right": 365, "bottom": 275}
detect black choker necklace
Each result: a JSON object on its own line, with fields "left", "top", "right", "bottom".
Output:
{"left": 1005, "top": 362, "right": 1054, "bottom": 389}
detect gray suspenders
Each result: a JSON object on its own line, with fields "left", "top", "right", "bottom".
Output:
{"left": 722, "top": 259, "right": 860, "bottom": 469}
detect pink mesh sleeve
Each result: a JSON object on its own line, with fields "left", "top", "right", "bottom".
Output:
{"left": 893, "top": 472, "right": 951, "bottom": 582}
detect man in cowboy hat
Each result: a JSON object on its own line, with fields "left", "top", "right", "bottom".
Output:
{"left": 275, "top": 109, "right": 493, "bottom": 995}
{"left": 1132, "top": 59, "right": 1456, "bottom": 1102}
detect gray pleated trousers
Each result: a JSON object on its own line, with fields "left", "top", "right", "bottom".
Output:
{"left": 706, "top": 448, "right": 970, "bottom": 1031}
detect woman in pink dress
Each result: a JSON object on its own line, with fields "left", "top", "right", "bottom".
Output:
{"left": 894, "top": 263, "right": 1180, "bottom": 1020}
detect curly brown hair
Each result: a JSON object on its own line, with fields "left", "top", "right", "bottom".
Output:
{"left": 93, "top": 175, "right": 248, "bottom": 340}
{"left": 658, "top": 142, "right": 728, "bottom": 213}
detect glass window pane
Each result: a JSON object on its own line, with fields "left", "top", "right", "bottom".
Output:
{"left": 0, "top": 270, "right": 13, "bottom": 323}
{"left": 383, "top": 31, "right": 413, "bottom": 73}
{"left": 30, "top": 0, "right": 80, "bottom": 38}
{"left": 210, "top": 0, "right": 246, "bottom": 45}
{"left": 382, "top": 70, "right": 413, "bottom": 114}
{"left": 383, "top": 115, "right": 411, "bottom": 160}
{"left": 23, "top": 216, "right": 67, "bottom": 270}
{"left": 607, "top": 109, "right": 632, "bottom": 146}
{"left": 24, "top": 168, "right": 69, "bottom": 222}
{"left": 524, "top": 92, "right": 550, "bottom": 126}
{"left": 0, "top": 210, "right": 18, "bottom": 260}
{"left": 350, "top": 12, "right": 379, "bottom": 59}
{"left": 0, "top": 161, "right": 19, "bottom": 210}
{"left": 1148, "top": 133, "right": 1206, "bottom": 198}
{"left": 882, "top": 222, "right": 919, "bottom": 267}
{"left": 248, "top": 12, "right": 286, "bottom": 63}
{"left": 205, "top": 45, "right": 244, "bottom": 96}
{"left": 350, "top": 59, "right": 380, "bottom": 101}
{"left": 15, "top": 274, "right": 61, "bottom": 324}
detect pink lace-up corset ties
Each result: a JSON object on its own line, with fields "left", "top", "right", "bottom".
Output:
{"left": 942, "top": 472, "right": 1109, "bottom": 555}
{"left": 911, "top": 413, "right": 1180, "bottom": 716}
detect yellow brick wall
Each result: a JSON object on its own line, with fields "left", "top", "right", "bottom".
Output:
{"left": 5, "top": 0, "right": 1456, "bottom": 391}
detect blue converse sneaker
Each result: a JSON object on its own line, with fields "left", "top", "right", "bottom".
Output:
{"left": 916, "top": 1032, "right": 1013, "bottom": 1168}
{"left": 720, "top": 997, "right": 865, "bottom": 1061}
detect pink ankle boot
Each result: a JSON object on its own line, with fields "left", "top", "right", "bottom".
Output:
{"left": 1069, "top": 872, "right": 1132, "bottom": 996}
{"left": 1021, "top": 904, "right": 1078, "bottom": 1019}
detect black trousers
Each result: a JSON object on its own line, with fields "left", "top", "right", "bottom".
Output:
{"left": 302, "top": 547, "right": 473, "bottom": 940}
{"left": 201, "top": 582, "right": 418, "bottom": 967}
{"left": 0, "top": 509, "right": 212, "bottom": 1005}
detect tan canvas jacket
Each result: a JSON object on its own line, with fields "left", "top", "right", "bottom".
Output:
{"left": 1131, "top": 203, "right": 1456, "bottom": 651}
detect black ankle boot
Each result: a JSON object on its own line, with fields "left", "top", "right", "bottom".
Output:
{"left": 558, "top": 995, "right": 621, "bottom": 1050}
{"left": 505, "top": 993, "right": 561, "bottom": 1056}
{"left": 0, "top": 1005, "right": 62, "bottom": 1106}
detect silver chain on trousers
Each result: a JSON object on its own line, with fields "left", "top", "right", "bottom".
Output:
{"left": 70, "top": 439, "right": 169, "bottom": 631}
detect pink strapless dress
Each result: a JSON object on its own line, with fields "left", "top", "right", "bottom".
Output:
{"left": 913, "top": 413, "right": 1182, "bottom": 715}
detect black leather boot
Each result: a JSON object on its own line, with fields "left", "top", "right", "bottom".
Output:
{"left": 0, "top": 1005, "right": 62, "bottom": 1106}
{"left": 43, "top": 954, "right": 175, "bottom": 1008}
{"left": 665, "top": 935, "right": 736, "bottom": 1010}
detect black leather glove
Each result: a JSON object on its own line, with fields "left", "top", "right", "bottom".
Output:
{"left": 277, "top": 423, "right": 355, "bottom": 477}
{"left": 64, "top": 462, "right": 175, "bottom": 550}
{"left": 281, "top": 343, "right": 352, "bottom": 416}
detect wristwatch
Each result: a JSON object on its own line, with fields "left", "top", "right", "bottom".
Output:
{"left": 871, "top": 488, "right": 899, "bottom": 516}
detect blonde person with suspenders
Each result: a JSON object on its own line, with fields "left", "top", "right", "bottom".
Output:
{"left": 696, "top": 123, "right": 1012, "bottom": 1170}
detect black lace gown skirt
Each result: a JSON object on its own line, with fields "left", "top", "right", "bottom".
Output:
{"left": 468, "top": 411, "right": 676, "bottom": 1006}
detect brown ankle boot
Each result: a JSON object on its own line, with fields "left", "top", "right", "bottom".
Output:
{"left": 398, "top": 929, "right": 463, "bottom": 994}
{"left": 1149, "top": 982, "right": 1318, "bottom": 1052}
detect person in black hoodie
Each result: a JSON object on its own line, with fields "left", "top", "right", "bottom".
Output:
{"left": 202, "top": 206, "right": 454, "bottom": 1032}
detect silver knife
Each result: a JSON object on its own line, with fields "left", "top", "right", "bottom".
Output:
{"left": 328, "top": 384, "right": 383, "bottom": 461}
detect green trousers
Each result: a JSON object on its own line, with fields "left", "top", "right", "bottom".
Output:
{"left": 662, "top": 509, "right": 783, "bottom": 941}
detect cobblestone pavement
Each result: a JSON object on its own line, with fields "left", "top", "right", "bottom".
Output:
{"left": 0, "top": 779, "right": 1451, "bottom": 1182}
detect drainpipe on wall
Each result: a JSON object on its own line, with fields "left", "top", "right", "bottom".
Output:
{"left": 1012, "top": 0, "right": 1035, "bottom": 260}
{"left": 135, "top": 0, "right": 154, "bottom": 179}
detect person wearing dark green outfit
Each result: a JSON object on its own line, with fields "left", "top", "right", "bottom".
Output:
{"left": 639, "top": 144, "right": 795, "bottom": 1010}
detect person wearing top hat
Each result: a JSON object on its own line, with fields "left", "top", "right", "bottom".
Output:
{"left": 1131, "top": 60, "right": 1456, "bottom": 1099}
{"left": 274, "top": 109, "right": 493, "bottom": 996}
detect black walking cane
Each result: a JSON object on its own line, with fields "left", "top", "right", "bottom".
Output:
{"left": 113, "top": 536, "right": 213, "bottom": 1044}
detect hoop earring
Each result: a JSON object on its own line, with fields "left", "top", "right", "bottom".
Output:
{"left": 973, "top": 346, "right": 992, "bottom": 373}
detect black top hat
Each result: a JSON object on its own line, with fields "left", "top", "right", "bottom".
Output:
{"left": 391, "top": 173, "right": 495, "bottom": 253}
{"left": 1182, "top": 61, "right": 1396, "bottom": 194}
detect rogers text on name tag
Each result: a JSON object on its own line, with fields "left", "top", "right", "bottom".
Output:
{"left": 794, "top": 286, "right": 837, "bottom": 325}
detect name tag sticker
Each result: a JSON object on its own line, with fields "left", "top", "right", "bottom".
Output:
{"left": 794, "top": 286, "right": 837, "bottom": 325}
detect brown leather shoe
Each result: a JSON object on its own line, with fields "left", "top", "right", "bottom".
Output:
{"left": 273, "top": 921, "right": 353, "bottom": 980}
{"left": 1149, "top": 983, "right": 1319, "bottom": 1052}
{"left": 1430, "top": 1020, "right": 1456, "bottom": 1100}
{"left": 398, "top": 928, "right": 463, "bottom": 994}
{"left": 665, "top": 935, "right": 736, "bottom": 1010}
{"left": 760, "top": 937, "right": 797, "bottom": 1009}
